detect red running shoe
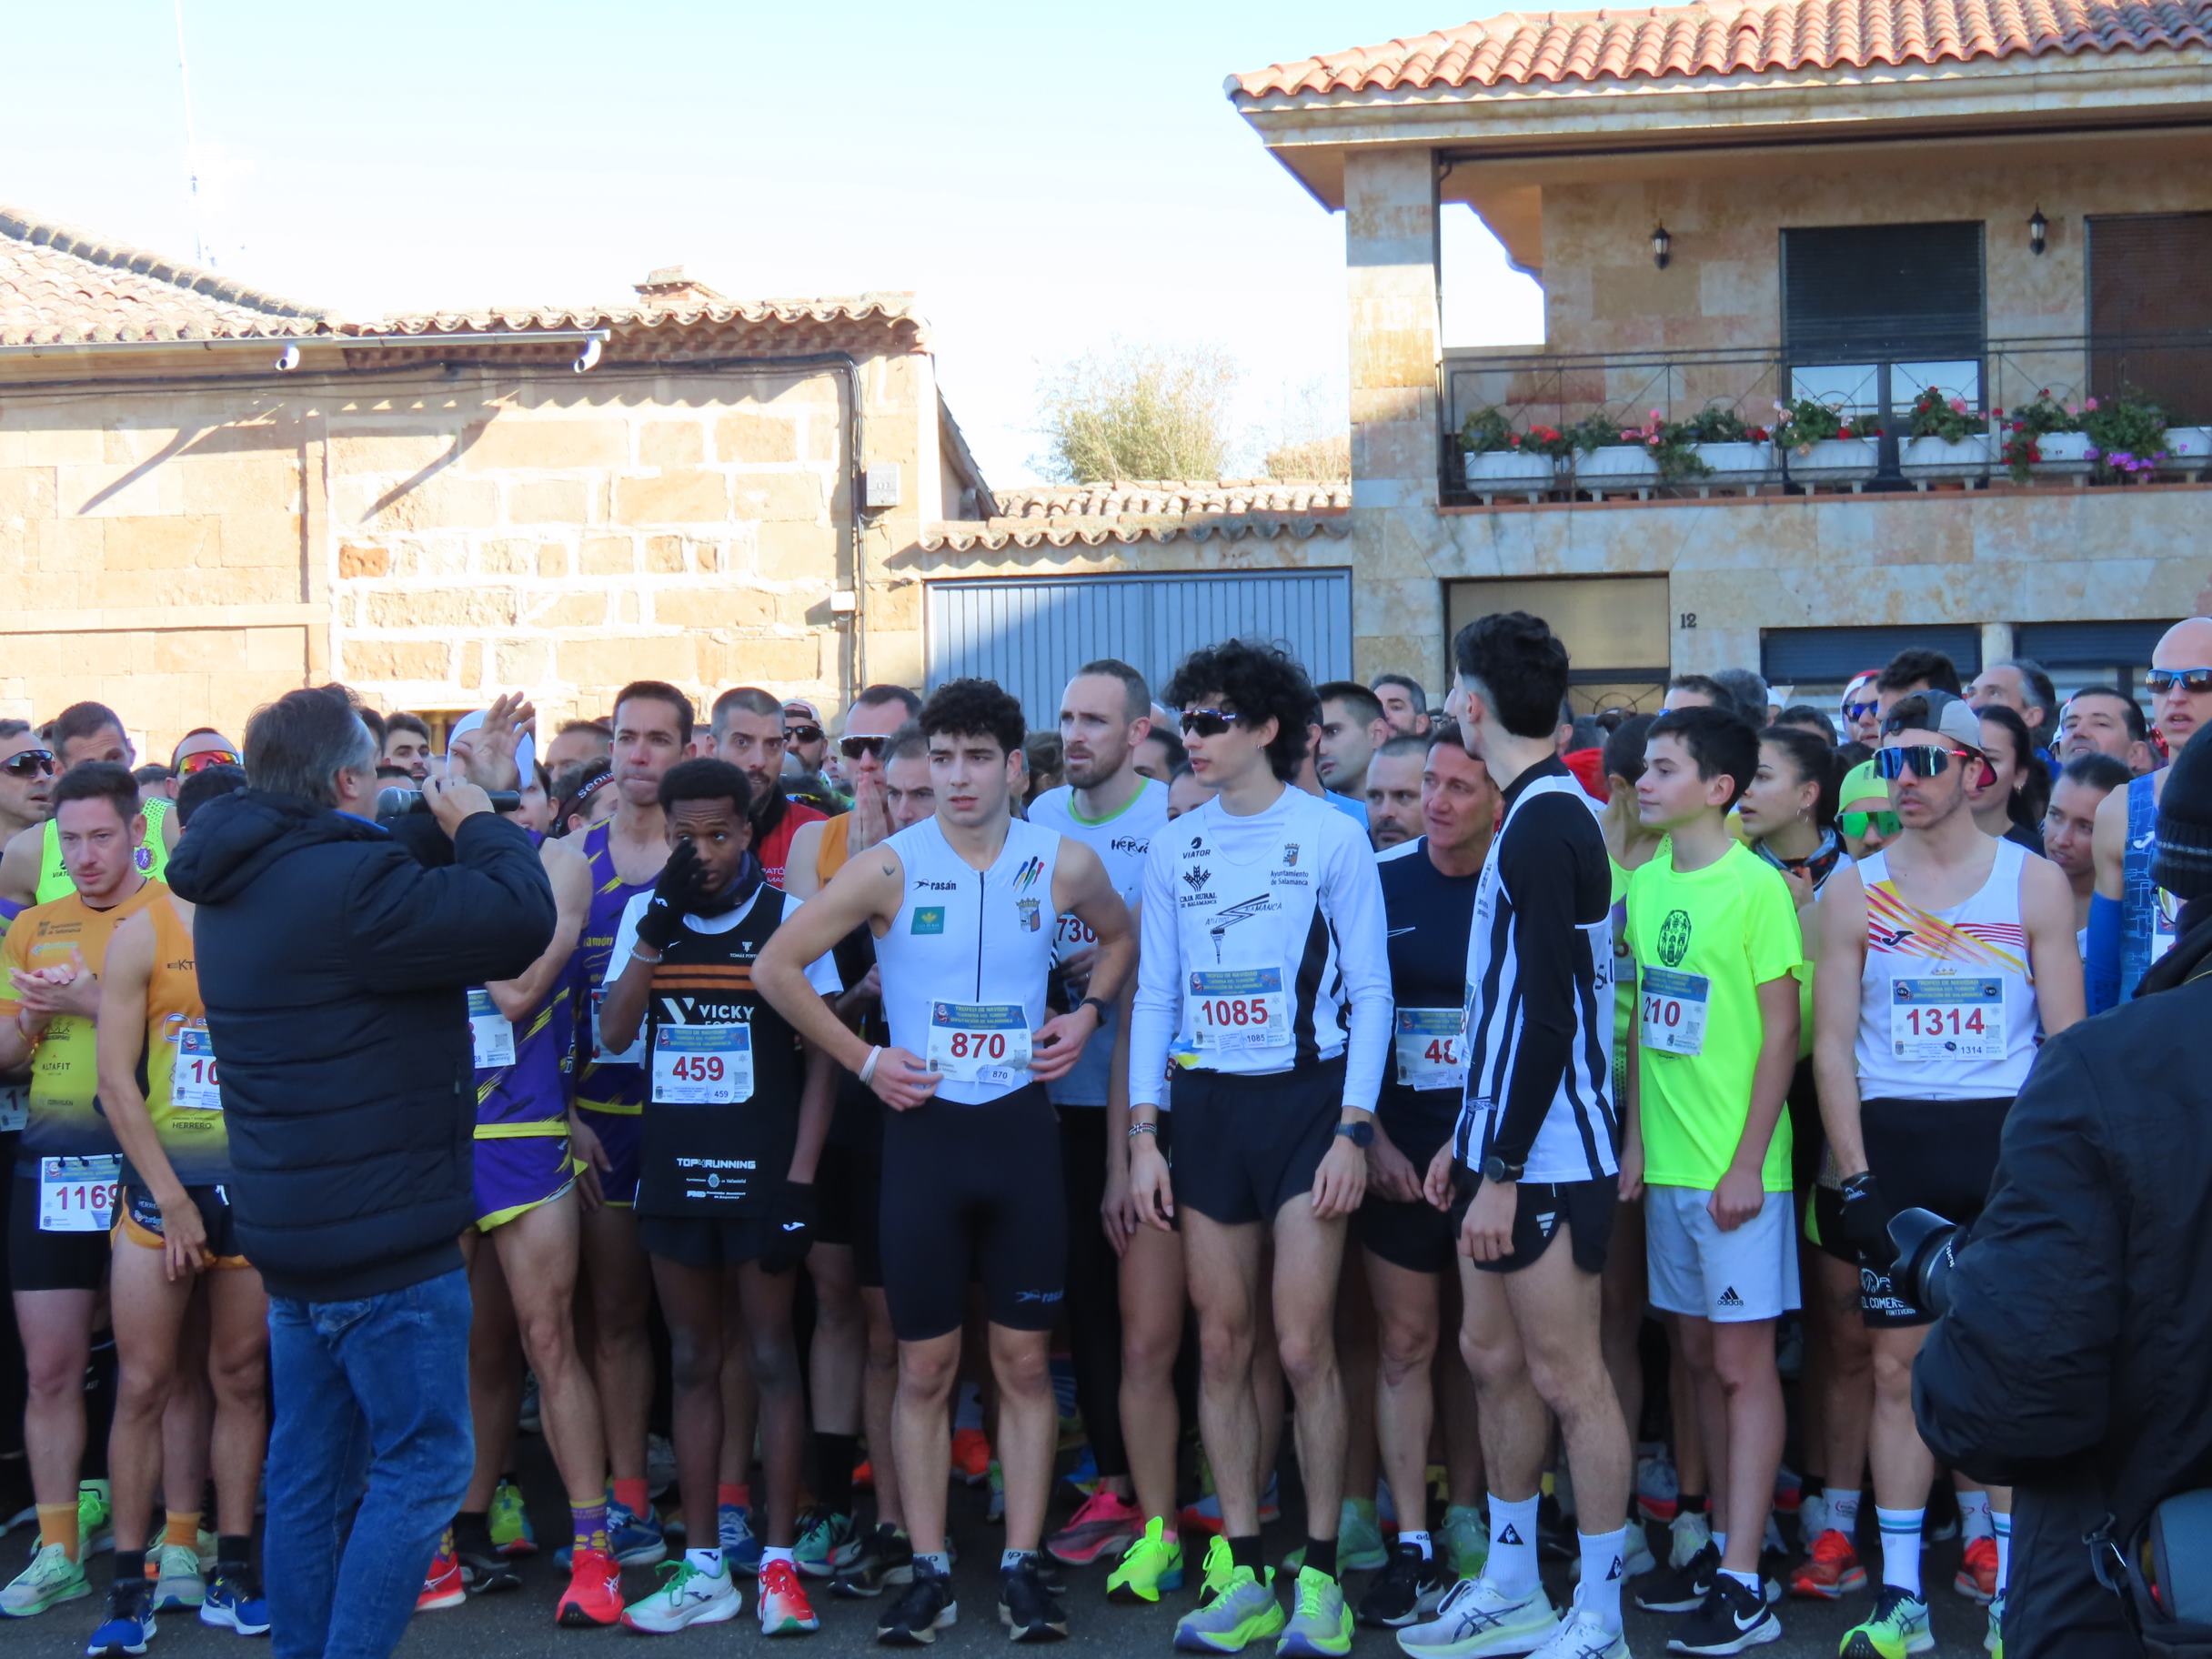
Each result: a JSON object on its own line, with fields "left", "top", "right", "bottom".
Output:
{"left": 1788, "top": 1529, "right": 1868, "bottom": 1601}
{"left": 557, "top": 1547, "right": 624, "bottom": 1627}
{"left": 950, "top": 1428, "right": 991, "bottom": 1487}
{"left": 417, "top": 1550, "right": 466, "bottom": 1614}
{"left": 1955, "top": 1535, "right": 1998, "bottom": 1604}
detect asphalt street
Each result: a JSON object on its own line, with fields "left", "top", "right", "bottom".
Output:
{"left": 6, "top": 1446, "right": 1996, "bottom": 1659}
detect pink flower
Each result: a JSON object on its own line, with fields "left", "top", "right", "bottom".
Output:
{"left": 2086, "top": 397, "right": 2100, "bottom": 411}
{"left": 2064, "top": 400, "right": 2079, "bottom": 417}
{"left": 1947, "top": 396, "right": 1968, "bottom": 415}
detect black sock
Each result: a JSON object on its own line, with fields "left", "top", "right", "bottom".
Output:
{"left": 217, "top": 1534, "right": 252, "bottom": 1575}
{"left": 453, "top": 1510, "right": 492, "bottom": 1556}
{"left": 1229, "top": 1533, "right": 1263, "bottom": 1575}
{"left": 815, "top": 1431, "right": 858, "bottom": 1519}
{"left": 1305, "top": 1536, "right": 1338, "bottom": 1579}
{"left": 1804, "top": 1473, "right": 1826, "bottom": 1501}
{"left": 114, "top": 1550, "right": 146, "bottom": 1589}
{"left": 1680, "top": 1491, "right": 1708, "bottom": 1515}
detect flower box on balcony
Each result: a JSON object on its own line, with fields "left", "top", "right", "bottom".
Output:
{"left": 1900, "top": 434, "right": 1994, "bottom": 488}
{"left": 1463, "top": 450, "right": 1555, "bottom": 503}
{"left": 2027, "top": 432, "right": 2095, "bottom": 484}
{"left": 1784, "top": 437, "right": 1880, "bottom": 491}
{"left": 2161, "top": 427, "right": 2212, "bottom": 480}
{"left": 1690, "top": 441, "right": 1776, "bottom": 496}
{"left": 1570, "top": 444, "right": 1660, "bottom": 500}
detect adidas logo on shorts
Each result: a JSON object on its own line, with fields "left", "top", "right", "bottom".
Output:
{"left": 1717, "top": 1286, "right": 1744, "bottom": 1309}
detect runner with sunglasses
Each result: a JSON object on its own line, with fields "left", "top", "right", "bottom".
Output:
{"left": 1832, "top": 763, "right": 1897, "bottom": 863}
{"left": 1812, "top": 691, "right": 2082, "bottom": 1659}
{"left": 1837, "top": 675, "right": 1883, "bottom": 749}
{"left": 1, "top": 703, "right": 176, "bottom": 911}
{"left": 782, "top": 701, "right": 831, "bottom": 781}
{"left": 2087, "top": 618, "right": 2212, "bottom": 1010}
{"left": 0, "top": 724, "right": 55, "bottom": 878}
{"left": 1129, "top": 639, "right": 1391, "bottom": 1659}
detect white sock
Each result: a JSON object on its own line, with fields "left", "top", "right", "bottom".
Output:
{"left": 760, "top": 1546, "right": 794, "bottom": 1569}
{"left": 1875, "top": 1508, "right": 1924, "bottom": 1597}
{"left": 1400, "top": 1529, "right": 1433, "bottom": 1561}
{"left": 1577, "top": 1530, "right": 1626, "bottom": 1631}
{"left": 686, "top": 1546, "right": 724, "bottom": 1576}
{"left": 1721, "top": 1567, "right": 1760, "bottom": 1593}
{"left": 1958, "top": 1487, "right": 1994, "bottom": 1543}
{"left": 1994, "top": 1512, "right": 2011, "bottom": 1592}
{"left": 1829, "top": 1489, "right": 1862, "bottom": 1532}
{"left": 1000, "top": 1547, "right": 1035, "bottom": 1571}
{"left": 1486, "top": 1493, "right": 1541, "bottom": 1596}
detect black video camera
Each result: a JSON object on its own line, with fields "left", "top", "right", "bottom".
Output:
{"left": 1885, "top": 1207, "right": 1966, "bottom": 1318}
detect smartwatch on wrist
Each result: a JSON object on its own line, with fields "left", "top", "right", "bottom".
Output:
{"left": 1335, "top": 1118, "right": 1374, "bottom": 1148}
{"left": 1482, "top": 1153, "right": 1524, "bottom": 1183}
{"left": 1079, "top": 995, "right": 1111, "bottom": 1023}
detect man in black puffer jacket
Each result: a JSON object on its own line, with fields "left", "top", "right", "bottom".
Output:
{"left": 1915, "top": 721, "right": 2212, "bottom": 1658}
{"left": 166, "top": 685, "right": 552, "bottom": 1659}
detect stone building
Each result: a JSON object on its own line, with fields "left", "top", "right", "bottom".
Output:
{"left": 1214, "top": 0, "right": 2212, "bottom": 708}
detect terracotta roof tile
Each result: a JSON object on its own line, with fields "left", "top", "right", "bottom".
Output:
{"left": 1229, "top": 0, "right": 2212, "bottom": 97}
{"left": 0, "top": 204, "right": 330, "bottom": 345}
{"left": 925, "top": 478, "right": 1350, "bottom": 554}
{"left": 362, "top": 294, "right": 930, "bottom": 355}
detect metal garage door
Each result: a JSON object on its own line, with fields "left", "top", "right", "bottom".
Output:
{"left": 1760, "top": 625, "right": 1984, "bottom": 686}
{"left": 925, "top": 570, "right": 1355, "bottom": 725}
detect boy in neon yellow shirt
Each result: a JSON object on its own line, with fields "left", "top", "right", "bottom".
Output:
{"left": 1620, "top": 706, "right": 1802, "bottom": 1650}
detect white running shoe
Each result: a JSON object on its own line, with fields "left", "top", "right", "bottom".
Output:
{"left": 620, "top": 1560, "right": 742, "bottom": 1633}
{"left": 1396, "top": 1577, "right": 1562, "bottom": 1659}
{"left": 1523, "top": 1589, "right": 1632, "bottom": 1659}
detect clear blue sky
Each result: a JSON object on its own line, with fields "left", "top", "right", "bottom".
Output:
{"left": 3, "top": 1, "right": 1540, "bottom": 488}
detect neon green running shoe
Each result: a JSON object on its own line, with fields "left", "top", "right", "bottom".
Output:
{"left": 0, "top": 1542, "right": 89, "bottom": 1617}
{"left": 1840, "top": 1585, "right": 1936, "bottom": 1657}
{"left": 1276, "top": 1565, "right": 1352, "bottom": 1656}
{"left": 1986, "top": 1590, "right": 2005, "bottom": 1657}
{"left": 1106, "top": 1517, "right": 1185, "bottom": 1604}
{"left": 1282, "top": 1501, "right": 1389, "bottom": 1574}
{"left": 77, "top": 1482, "right": 113, "bottom": 1558}
{"left": 1442, "top": 1505, "right": 1490, "bottom": 1582}
{"left": 489, "top": 1477, "right": 537, "bottom": 1557}
{"left": 1174, "top": 1536, "right": 1285, "bottom": 1654}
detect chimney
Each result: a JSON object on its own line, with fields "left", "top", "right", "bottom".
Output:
{"left": 633, "top": 265, "right": 725, "bottom": 306}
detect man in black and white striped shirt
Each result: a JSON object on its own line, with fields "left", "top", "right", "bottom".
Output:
{"left": 1408, "top": 611, "right": 1634, "bottom": 1659}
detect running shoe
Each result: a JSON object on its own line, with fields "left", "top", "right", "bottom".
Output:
{"left": 1174, "top": 1538, "right": 1284, "bottom": 1654}
{"left": 1789, "top": 1531, "right": 1868, "bottom": 1600}
{"left": 3, "top": 1541, "right": 89, "bottom": 1619}
{"left": 556, "top": 1548, "right": 624, "bottom": 1628}
{"left": 199, "top": 1568, "right": 270, "bottom": 1635}
{"left": 1670, "top": 1510, "right": 1714, "bottom": 1569}
{"left": 759, "top": 1558, "right": 820, "bottom": 1635}
{"left": 721, "top": 1505, "right": 766, "bottom": 1575}
{"left": 1837, "top": 1585, "right": 1934, "bottom": 1657}
{"left": 1282, "top": 1501, "right": 1388, "bottom": 1575}
{"left": 797, "top": 1508, "right": 862, "bottom": 1579}
{"left": 1773, "top": 1464, "right": 1804, "bottom": 1514}
{"left": 1667, "top": 1574, "right": 1782, "bottom": 1654}
{"left": 151, "top": 1543, "right": 206, "bottom": 1610}
{"left": 1523, "top": 1588, "right": 1630, "bottom": 1659}
{"left": 854, "top": 1456, "right": 875, "bottom": 1493}
{"left": 646, "top": 1433, "right": 679, "bottom": 1498}
{"left": 195, "top": 1530, "right": 217, "bottom": 1574}
{"left": 1278, "top": 1564, "right": 1352, "bottom": 1656}
{"left": 1638, "top": 1448, "right": 1681, "bottom": 1523}
{"left": 85, "top": 1576, "right": 156, "bottom": 1656}
{"left": 1442, "top": 1505, "right": 1490, "bottom": 1582}
{"left": 1105, "top": 1518, "right": 1184, "bottom": 1604}
{"left": 518, "top": 1373, "right": 542, "bottom": 1435}
{"left": 1954, "top": 1536, "right": 1997, "bottom": 1604}
{"left": 832, "top": 1523, "right": 914, "bottom": 1598}
{"left": 1799, "top": 1493, "right": 1831, "bottom": 1546}
{"left": 1636, "top": 1540, "right": 1719, "bottom": 1614}
{"left": 1060, "top": 1446, "right": 1101, "bottom": 1499}
{"left": 78, "top": 1484, "right": 115, "bottom": 1558}
{"left": 621, "top": 1558, "right": 742, "bottom": 1633}
{"left": 489, "top": 1476, "right": 537, "bottom": 1557}
{"left": 1181, "top": 1473, "right": 1282, "bottom": 1538}
{"left": 457, "top": 1540, "right": 521, "bottom": 1595}
{"left": 416, "top": 1548, "right": 465, "bottom": 1614}
{"left": 876, "top": 1561, "right": 957, "bottom": 1644}
{"left": 950, "top": 1427, "right": 992, "bottom": 1486}
{"left": 987, "top": 1460, "right": 1006, "bottom": 1523}
{"left": 1394, "top": 1576, "right": 1560, "bottom": 1659}
{"left": 999, "top": 1555, "right": 1068, "bottom": 1642}
{"left": 608, "top": 1501, "right": 669, "bottom": 1568}
{"left": 1047, "top": 1489, "right": 1142, "bottom": 1567}
{"left": 1986, "top": 1591, "right": 2005, "bottom": 1657}
{"left": 1358, "top": 1543, "right": 1451, "bottom": 1629}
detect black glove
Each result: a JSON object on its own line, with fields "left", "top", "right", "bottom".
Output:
{"left": 759, "top": 1181, "right": 816, "bottom": 1274}
{"left": 635, "top": 840, "right": 702, "bottom": 952}
{"left": 1836, "top": 1171, "right": 1894, "bottom": 1268}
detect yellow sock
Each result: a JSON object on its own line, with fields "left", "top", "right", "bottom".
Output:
{"left": 36, "top": 1503, "right": 79, "bottom": 1561}
{"left": 165, "top": 1510, "right": 201, "bottom": 1550}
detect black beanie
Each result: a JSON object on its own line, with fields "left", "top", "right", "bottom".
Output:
{"left": 2152, "top": 724, "right": 2212, "bottom": 901}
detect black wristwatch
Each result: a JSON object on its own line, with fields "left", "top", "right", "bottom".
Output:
{"left": 1335, "top": 1118, "right": 1374, "bottom": 1148}
{"left": 1079, "top": 996, "right": 1112, "bottom": 1023}
{"left": 1482, "top": 1153, "right": 1524, "bottom": 1183}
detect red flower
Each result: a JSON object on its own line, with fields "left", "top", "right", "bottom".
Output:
{"left": 1838, "top": 425, "right": 1855, "bottom": 439}
{"left": 2012, "top": 419, "right": 2025, "bottom": 432}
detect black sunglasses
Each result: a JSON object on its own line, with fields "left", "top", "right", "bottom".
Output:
{"left": 1841, "top": 699, "right": 1879, "bottom": 722}
{"left": 1179, "top": 708, "right": 1245, "bottom": 739}
{"left": 785, "top": 724, "right": 824, "bottom": 745}
{"left": 2, "top": 749, "right": 55, "bottom": 779}
{"left": 839, "top": 735, "right": 888, "bottom": 760}
{"left": 2147, "top": 667, "right": 2212, "bottom": 696}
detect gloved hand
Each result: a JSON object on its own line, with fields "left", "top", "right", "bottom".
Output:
{"left": 1836, "top": 1171, "right": 1894, "bottom": 1268}
{"left": 635, "top": 840, "right": 702, "bottom": 953}
{"left": 759, "top": 1181, "right": 817, "bottom": 1274}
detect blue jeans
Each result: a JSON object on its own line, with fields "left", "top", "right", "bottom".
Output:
{"left": 265, "top": 1268, "right": 472, "bottom": 1659}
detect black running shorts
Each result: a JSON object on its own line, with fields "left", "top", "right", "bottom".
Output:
{"left": 1356, "top": 1115, "right": 1459, "bottom": 1276}
{"left": 638, "top": 1213, "right": 774, "bottom": 1271}
{"left": 1856, "top": 1094, "right": 2009, "bottom": 1328}
{"left": 879, "top": 1083, "right": 1065, "bottom": 1342}
{"left": 8, "top": 1164, "right": 110, "bottom": 1293}
{"left": 1450, "top": 1167, "right": 1616, "bottom": 1276}
{"left": 1170, "top": 1058, "right": 1344, "bottom": 1229}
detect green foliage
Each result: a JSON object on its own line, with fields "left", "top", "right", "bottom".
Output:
{"left": 1037, "top": 341, "right": 1237, "bottom": 483}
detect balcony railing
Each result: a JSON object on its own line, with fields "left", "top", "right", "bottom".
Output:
{"left": 1438, "top": 329, "right": 2212, "bottom": 506}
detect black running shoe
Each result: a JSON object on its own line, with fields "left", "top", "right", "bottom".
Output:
{"left": 1636, "top": 1539, "right": 1720, "bottom": 1614}
{"left": 876, "top": 1563, "right": 957, "bottom": 1645}
{"left": 1357, "top": 1542, "right": 1452, "bottom": 1628}
{"left": 1665, "top": 1573, "right": 1783, "bottom": 1654}
{"left": 999, "top": 1556, "right": 1069, "bottom": 1642}
{"left": 837, "top": 1523, "right": 917, "bottom": 1599}
{"left": 456, "top": 1546, "right": 521, "bottom": 1595}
